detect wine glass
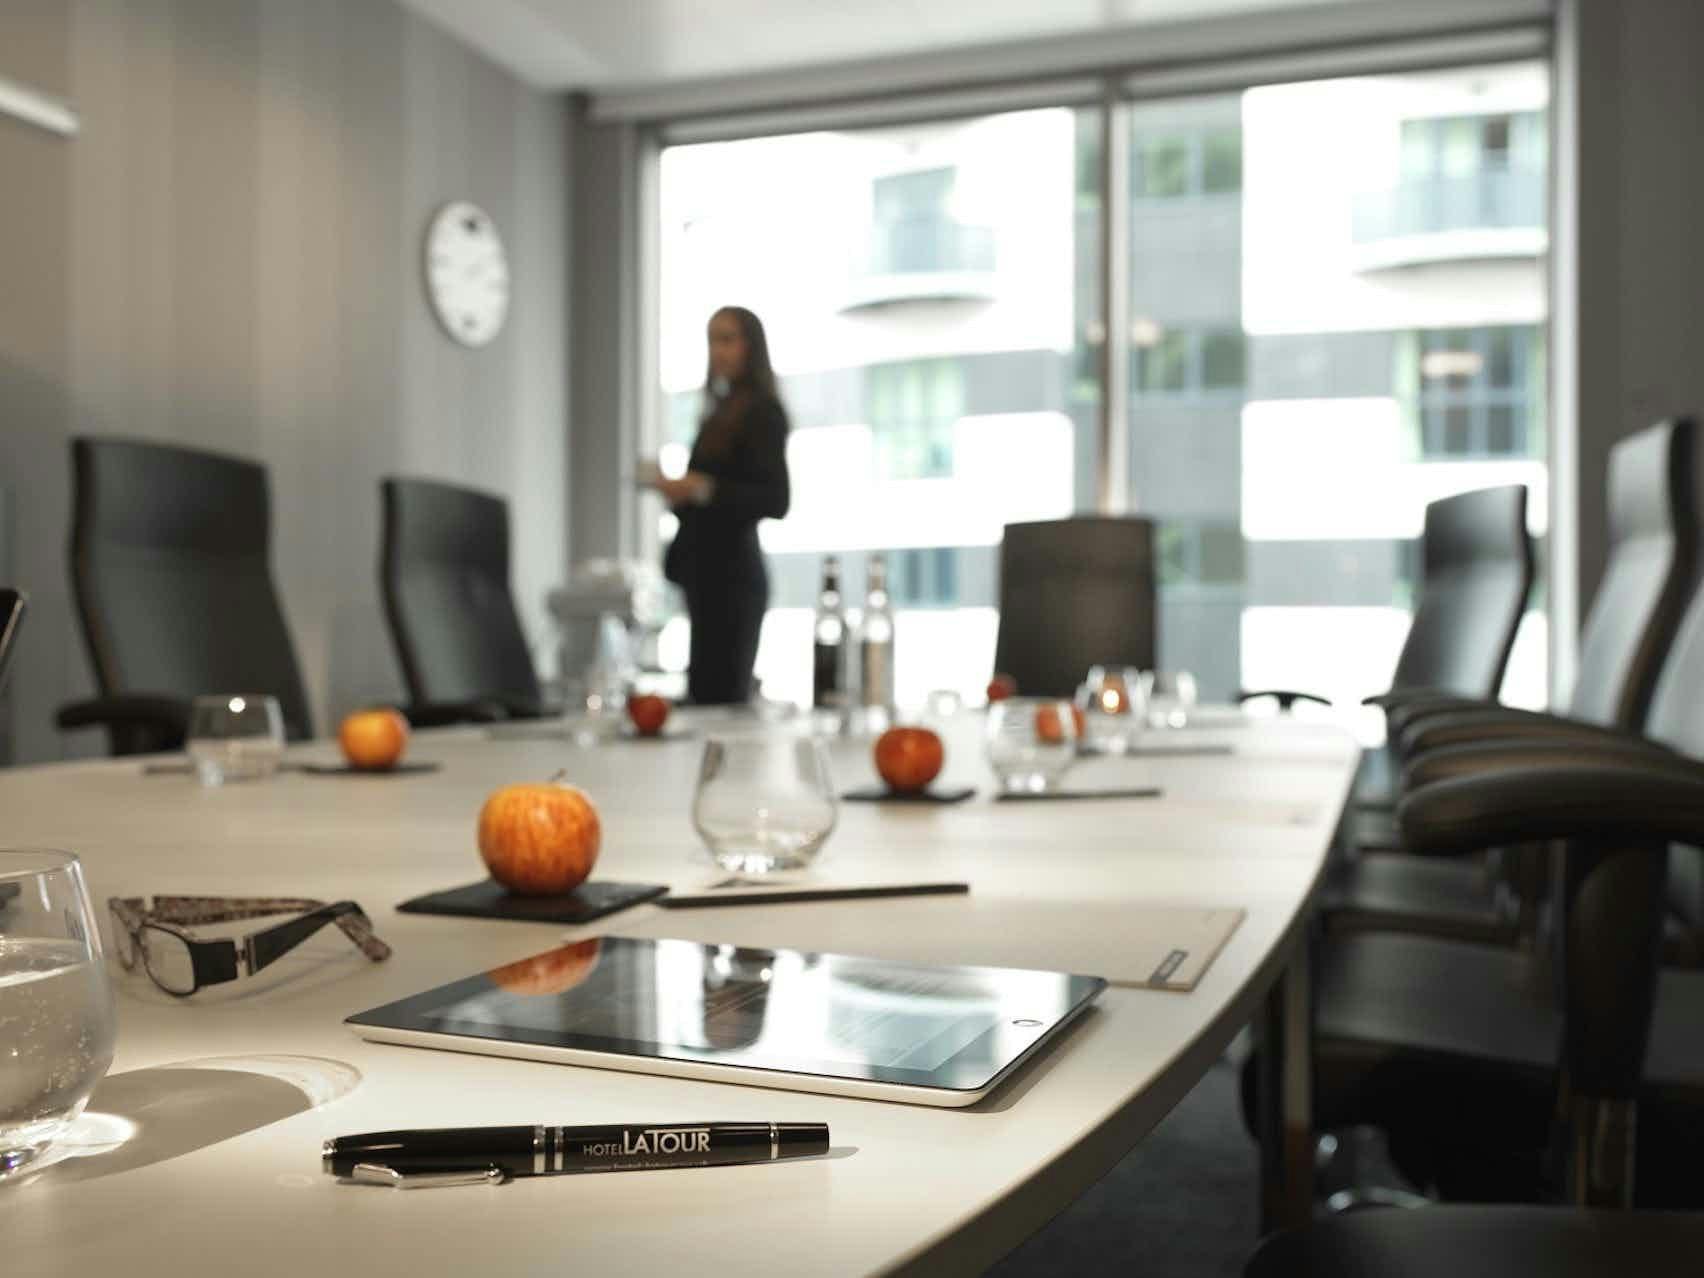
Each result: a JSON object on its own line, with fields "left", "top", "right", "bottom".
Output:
{"left": 985, "top": 698, "right": 1078, "bottom": 793}
{"left": 186, "top": 694, "right": 286, "bottom": 785}
{"left": 692, "top": 737, "right": 838, "bottom": 877}
{"left": 0, "top": 850, "right": 117, "bottom": 1177}
{"left": 1077, "top": 666, "right": 1145, "bottom": 754}
{"left": 1146, "top": 671, "right": 1199, "bottom": 729}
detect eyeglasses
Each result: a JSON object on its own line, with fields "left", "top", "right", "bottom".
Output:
{"left": 107, "top": 896, "right": 391, "bottom": 996}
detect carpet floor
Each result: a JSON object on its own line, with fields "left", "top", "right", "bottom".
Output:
{"left": 987, "top": 1059, "right": 1259, "bottom": 1277}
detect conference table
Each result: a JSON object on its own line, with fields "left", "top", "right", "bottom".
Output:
{"left": 0, "top": 708, "right": 1358, "bottom": 1276}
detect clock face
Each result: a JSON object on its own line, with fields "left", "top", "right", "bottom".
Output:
{"left": 424, "top": 202, "right": 510, "bottom": 347}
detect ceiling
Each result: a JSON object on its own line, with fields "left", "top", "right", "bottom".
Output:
{"left": 392, "top": 0, "right": 1389, "bottom": 92}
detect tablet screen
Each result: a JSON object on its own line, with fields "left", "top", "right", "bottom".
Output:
{"left": 349, "top": 935, "right": 1105, "bottom": 1093}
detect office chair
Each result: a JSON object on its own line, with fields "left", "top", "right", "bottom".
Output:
{"left": 1327, "top": 418, "right": 1700, "bottom": 945}
{"left": 56, "top": 437, "right": 313, "bottom": 755}
{"left": 1246, "top": 1206, "right": 1704, "bottom": 1277}
{"left": 1240, "top": 483, "right": 1533, "bottom": 724}
{"left": 1301, "top": 583, "right": 1704, "bottom": 1207}
{"left": 992, "top": 516, "right": 1156, "bottom": 699}
{"left": 380, "top": 477, "right": 546, "bottom": 725}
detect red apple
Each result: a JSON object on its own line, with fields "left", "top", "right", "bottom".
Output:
{"left": 874, "top": 726, "right": 945, "bottom": 794}
{"left": 488, "top": 939, "right": 603, "bottom": 996}
{"left": 478, "top": 782, "right": 602, "bottom": 896}
{"left": 626, "top": 693, "right": 671, "bottom": 737}
{"left": 338, "top": 708, "right": 410, "bottom": 771}
{"left": 987, "top": 673, "right": 1018, "bottom": 703}
{"left": 1035, "top": 703, "right": 1085, "bottom": 745}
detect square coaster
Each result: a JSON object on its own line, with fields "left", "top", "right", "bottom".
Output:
{"left": 841, "top": 785, "right": 977, "bottom": 804}
{"left": 398, "top": 879, "right": 668, "bottom": 924}
{"left": 294, "top": 761, "right": 442, "bottom": 776}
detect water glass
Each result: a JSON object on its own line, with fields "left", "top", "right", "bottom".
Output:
{"left": 985, "top": 698, "right": 1078, "bottom": 793}
{"left": 692, "top": 737, "right": 838, "bottom": 877}
{"left": 1077, "top": 666, "right": 1145, "bottom": 754}
{"left": 0, "top": 850, "right": 118, "bottom": 1177}
{"left": 1146, "top": 671, "right": 1199, "bottom": 729}
{"left": 186, "top": 694, "right": 285, "bottom": 785}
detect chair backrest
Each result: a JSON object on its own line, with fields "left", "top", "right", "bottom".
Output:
{"left": 69, "top": 437, "right": 313, "bottom": 741}
{"left": 1389, "top": 485, "right": 1533, "bottom": 698}
{"left": 993, "top": 516, "right": 1156, "bottom": 699}
{"left": 380, "top": 478, "right": 541, "bottom": 711}
{"left": 1566, "top": 418, "right": 1699, "bottom": 728}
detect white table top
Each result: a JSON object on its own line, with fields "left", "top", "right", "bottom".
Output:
{"left": 0, "top": 711, "right": 1357, "bottom": 1276}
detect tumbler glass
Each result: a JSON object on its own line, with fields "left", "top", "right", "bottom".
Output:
{"left": 692, "top": 737, "right": 838, "bottom": 877}
{"left": 0, "top": 850, "right": 117, "bottom": 1176}
{"left": 186, "top": 694, "right": 285, "bottom": 785}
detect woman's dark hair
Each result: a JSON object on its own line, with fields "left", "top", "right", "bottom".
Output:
{"left": 704, "top": 306, "right": 778, "bottom": 401}
{"left": 695, "top": 306, "right": 782, "bottom": 456}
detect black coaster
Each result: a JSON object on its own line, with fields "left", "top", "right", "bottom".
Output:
{"left": 141, "top": 762, "right": 194, "bottom": 776}
{"left": 996, "top": 786, "right": 1164, "bottom": 802}
{"left": 295, "top": 761, "right": 442, "bottom": 776}
{"left": 398, "top": 878, "right": 668, "bottom": 924}
{"left": 616, "top": 725, "right": 696, "bottom": 743}
{"left": 1077, "top": 742, "right": 1233, "bottom": 759}
{"left": 841, "top": 785, "right": 977, "bottom": 804}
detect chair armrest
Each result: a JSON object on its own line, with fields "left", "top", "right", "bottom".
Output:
{"left": 1236, "top": 689, "right": 1332, "bottom": 711}
{"left": 400, "top": 700, "right": 511, "bottom": 728}
{"left": 56, "top": 694, "right": 190, "bottom": 734}
{"left": 1399, "top": 762, "right": 1704, "bottom": 858}
{"left": 1396, "top": 707, "right": 1632, "bottom": 758}
{"left": 1384, "top": 694, "right": 1494, "bottom": 736}
{"left": 1403, "top": 736, "right": 1683, "bottom": 791}
{"left": 1364, "top": 686, "right": 1462, "bottom": 710}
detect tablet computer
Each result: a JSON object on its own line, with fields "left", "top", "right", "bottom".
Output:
{"left": 347, "top": 935, "right": 1105, "bottom": 1107}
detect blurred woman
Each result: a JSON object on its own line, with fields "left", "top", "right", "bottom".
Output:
{"left": 652, "top": 306, "right": 791, "bottom": 704}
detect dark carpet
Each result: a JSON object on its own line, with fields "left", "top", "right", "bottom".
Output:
{"left": 987, "top": 1059, "right": 1259, "bottom": 1277}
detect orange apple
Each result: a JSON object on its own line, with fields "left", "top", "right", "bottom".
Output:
{"left": 478, "top": 781, "right": 602, "bottom": 896}
{"left": 488, "top": 939, "right": 603, "bottom": 996}
{"left": 626, "top": 693, "right": 671, "bottom": 737}
{"left": 987, "top": 673, "right": 1018, "bottom": 703}
{"left": 338, "top": 707, "right": 410, "bottom": 771}
{"left": 874, "top": 726, "right": 945, "bottom": 794}
{"left": 1035, "top": 703, "right": 1085, "bottom": 745}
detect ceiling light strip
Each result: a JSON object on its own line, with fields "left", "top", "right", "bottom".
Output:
{"left": 0, "top": 73, "right": 79, "bottom": 137}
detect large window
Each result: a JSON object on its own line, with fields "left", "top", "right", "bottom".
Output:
{"left": 656, "top": 109, "right": 1101, "bottom": 708}
{"left": 651, "top": 60, "right": 1550, "bottom": 722}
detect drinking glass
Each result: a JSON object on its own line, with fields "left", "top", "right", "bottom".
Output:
{"left": 186, "top": 694, "right": 285, "bottom": 785}
{"left": 1077, "top": 666, "right": 1145, "bottom": 754}
{"left": 0, "top": 850, "right": 117, "bottom": 1177}
{"left": 692, "top": 737, "right": 838, "bottom": 877}
{"left": 1146, "top": 671, "right": 1199, "bottom": 729}
{"left": 985, "top": 698, "right": 1078, "bottom": 793}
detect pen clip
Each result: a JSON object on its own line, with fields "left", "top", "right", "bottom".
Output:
{"left": 349, "top": 1163, "right": 507, "bottom": 1189}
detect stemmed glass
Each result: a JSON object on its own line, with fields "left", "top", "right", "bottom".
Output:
{"left": 0, "top": 850, "right": 117, "bottom": 1177}
{"left": 186, "top": 694, "right": 285, "bottom": 785}
{"left": 985, "top": 698, "right": 1078, "bottom": 793}
{"left": 692, "top": 737, "right": 838, "bottom": 877}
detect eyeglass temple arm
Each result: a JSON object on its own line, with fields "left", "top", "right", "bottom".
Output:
{"left": 246, "top": 902, "right": 391, "bottom": 973}
{"left": 147, "top": 896, "right": 328, "bottom": 925}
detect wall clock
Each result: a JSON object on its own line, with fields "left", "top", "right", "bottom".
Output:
{"left": 424, "top": 201, "right": 510, "bottom": 347}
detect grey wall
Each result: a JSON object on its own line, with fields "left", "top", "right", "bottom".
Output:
{"left": 1555, "top": 0, "right": 1704, "bottom": 695}
{"left": 0, "top": 0, "right": 569, "bottom": 763}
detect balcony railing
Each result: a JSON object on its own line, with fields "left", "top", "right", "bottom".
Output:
{"left": 1353, "top": 168, "right": 1545, "bottom": 247}
{"left": 843, "top": 217, "right": 997, "bottom": 309}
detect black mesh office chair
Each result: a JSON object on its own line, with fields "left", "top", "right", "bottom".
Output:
{"left": 57, "top": 438, "right": 313, "bottom": 755}
{"left": 1328, "top": 419, "right": 1699, "bottom": 944}
{"left": 380, "top": 477, "right": 545, "bottom": 724}
{"left": 992, "top": 516, "right": 1155, "bottom": 699}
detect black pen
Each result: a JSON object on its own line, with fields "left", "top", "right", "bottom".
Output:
{"left": 324, "top": 1122, "right": 830, "bottom": 1185}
